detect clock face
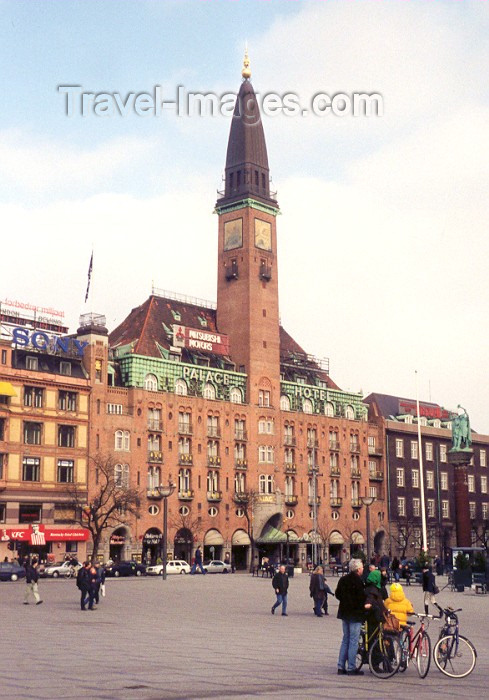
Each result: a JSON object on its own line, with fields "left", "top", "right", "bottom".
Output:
{"left": 224, "top": 219, "right": 243, "bottom": 251}
{"left": 254, "top": 219, "right": 272, "bottom": 251}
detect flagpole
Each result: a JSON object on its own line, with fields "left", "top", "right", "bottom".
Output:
{"left": 84, "top": 248, "right": 94, "bottom": 309}
{"left": 415, "top": 370, "right": 428, "bottom": 553}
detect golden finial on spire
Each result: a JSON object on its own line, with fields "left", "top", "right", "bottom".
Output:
{"left": 242, "top": 45, "right": 251, "bottom": 80}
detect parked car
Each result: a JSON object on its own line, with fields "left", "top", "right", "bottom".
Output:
{"left": 146, "top": 560, "right": 191, "bottom": 576}
{"left": 0, "top": 562, "right": 26, "bottom": 582}
{"left": 104, "top": 561, "right": 146, "bottom": 577}
{"left": 44, "top": 561, "right": 82, "bottom": 578}
{"left": 203, "top": 560, "right": 232, "bottom": 574}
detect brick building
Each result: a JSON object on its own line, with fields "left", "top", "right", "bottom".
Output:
{"left": 79, "top": 61, "right": 385, "bottom": 569}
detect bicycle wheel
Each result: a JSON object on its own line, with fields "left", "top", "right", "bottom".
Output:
{"left": 398, "top": 630, "right": 409, "bottom": 672}
{"left": 355, "top": 631, "right": 366, "bottom": 671}
{"left": 433, "top": 634, "right": 477, "bottom": 678}
{"left": 369, "top": 634, "right": 401, "bottom": 679}
{"left": 415, "top": 631, "right": 431, "bottom": 678}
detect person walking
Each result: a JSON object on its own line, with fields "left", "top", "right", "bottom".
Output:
{"left": 190, "top": 546, "right": 206, "bottom": 575}
{"left": 422, "top": 564, "right": 441, "bottom": 615}
{"left": 335, "top": 558, "right": 370, "bottom": 675}
{"left": 321, "top": 576, "right": 335, "bottom": 616}
{"left": 76, "top": 561, "right": 92, "bottom": 611}
{"left": 23, "top": 557, "right": 43, "bottom": 605}
{"left": 93, "top": 563, "right": 105, "bottom": 605}
{"left": 271, "top": 564, "right": 289, "bottom": 616}
{"left": 310, "top": 565, "right": 326, "bottom": 617}
{"left": 87, "top": 565, "right": 99, "bottom": 610}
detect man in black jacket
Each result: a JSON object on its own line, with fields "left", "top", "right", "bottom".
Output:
{"left": 271, "top": 564, "right": 289, "bottom": 616}
{"left": 23, "top": 557, "right": 43, "bottom": 605}
{"left": 335, "top": 558, "right": 370, "bottom": 675}
{"left": 76, "top": 561, "right": 92, "bottom": 611}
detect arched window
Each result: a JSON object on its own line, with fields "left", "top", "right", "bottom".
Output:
{"left": 229, "top": 387, "right": 242, "bottom": 404}
{"left": 259, "top": 474, "right": 274, "bottom": 494}
{"left": 114, "top": 463, "right": 129, "bottom": 488}
{"left": 148, "top": 434, "right": 161, "bottom": 451}
{"left": 203, "top": 382, "right": 216, "bottom": 400}
{"left": 175, "top": 379, "right": 187, "bottom": 396}
{"left": 147, "top": 466, "right": 160, "bottom": 490}
{"left": 207, "top": 470, "right": 219, "bottom": 492}
{"left": 325, "top": 401, "right": 335, "bottom": 417}
{"left": 178, "top": 468, "right": 190, "bottom": 492}
{"left": 115, "top": 430, "right": 130, "bottom": 451}
{"left": 280, "top": 395, "right": 290, "bottom": 411}
{"left": 285, "top": 476, "right": 294, "bottom": 496}
{"left": 303, "top": 398, "right": 313, "bottom": 414}
{"left": 144, "top": 374, "right": 158, "bottom": 392}
{"left": 234, "top": 472, "right": 246, "bottom": 493}
{"left": 345, "top": 405, "right": 355, "bottom": 420}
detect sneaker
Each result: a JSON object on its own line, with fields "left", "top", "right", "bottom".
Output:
{"left": 36, "top": 601, "right": 43, "bottom": 605}
{"left": 271, "top": 606, "right": 275, "bottom": 615}
{"left": 282, "top": 613, "right": 288, "bottom": 616}
{"left": 23, "top": 602, "right": 29, "bottom": 605}
{"left": 337, "top": 669, "right": 347, "bottom": 675}
{"left": 347, "top": 669, "right": 364, "bottom": 676}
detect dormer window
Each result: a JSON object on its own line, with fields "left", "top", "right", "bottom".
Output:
{"left": 171, "top": 309, "right": 181, "bottom": 321}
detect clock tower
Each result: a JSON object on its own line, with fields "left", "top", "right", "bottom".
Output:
{"left": 216, "top": 53, "right": 281, "bottom": 406}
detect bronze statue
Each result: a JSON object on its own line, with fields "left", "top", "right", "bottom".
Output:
{"left": 451, "top": 405, "right": 472, "bottom": 450}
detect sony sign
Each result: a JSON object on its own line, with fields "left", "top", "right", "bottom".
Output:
{"left": 12, "top": 327, "right": 89, "bottom": 357}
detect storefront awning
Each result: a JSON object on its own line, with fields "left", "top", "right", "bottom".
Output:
{"left": 0, "top": 381, "right": 16, "bottom": 397}
{"left": 286, "top": 530, "right": 299, "bottom": 542}
{"left": 204, "top": 529, "right": 224, "bottom": 546}
{"left": 232, "top": 529, "right": 251, "bottom": 546}
{"left": 352, "top": 532, "right": 365, "bottom": 545}
{"left": 329, "top": 531, "right": 345, "bottom": 545}
{"left": 256, "top": 525, "right": 287, "bottom": 544}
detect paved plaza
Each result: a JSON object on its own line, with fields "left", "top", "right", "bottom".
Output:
{"left": 1, "top": 572, "right": 488, "bottom": 699}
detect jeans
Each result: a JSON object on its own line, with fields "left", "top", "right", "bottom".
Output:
{"left": 190, "top": 561, "right": 206, "bottom": 574}
{"left": 272, "top": 593, "right": 287, "bottom": 615}
{"left": 338, "top": 619, "right": 362, "bottom": 671}
{"left": 313, "top": 597, "right": 324, "bottom": 616}
{"left": 81, "top": 589, "right": 95, "bottom": 609}
{"left": 24, "top": 582, "right": 41, "bottom": 604}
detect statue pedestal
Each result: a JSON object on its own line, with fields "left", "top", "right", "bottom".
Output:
{"left": 448, "top": 449, "right": 473, "bottom": 548}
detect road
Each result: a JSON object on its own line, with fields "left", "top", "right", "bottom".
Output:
{"left": 1, "top": 572, "right": 487, "bottom": 699}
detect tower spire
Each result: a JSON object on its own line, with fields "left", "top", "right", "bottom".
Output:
{"left": 242, "top": 46, "right": 251, "bottom": 80}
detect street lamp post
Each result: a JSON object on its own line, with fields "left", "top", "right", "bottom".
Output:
{"left": 361, "top": 496, "right": 375, "bottom": 564}
{"left": 157, "top": 481, "right": 176, "bottom": 581}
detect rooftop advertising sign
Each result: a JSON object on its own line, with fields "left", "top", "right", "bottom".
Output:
{"left": 172, "top": 325, "right": 230, "bottom": 355}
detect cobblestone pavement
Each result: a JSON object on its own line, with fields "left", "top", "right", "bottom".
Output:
{"left": 1, "top": 572, "right": 487, "bottom": 699}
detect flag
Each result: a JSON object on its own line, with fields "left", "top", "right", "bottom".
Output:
{"left": 84, "top": 252, "right": 93, "bottom": 303}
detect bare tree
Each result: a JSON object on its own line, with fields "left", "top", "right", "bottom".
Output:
{"left": 315, "top": 514, "right": 334, "bottom": 563}
{"left": 389, "top": 518, "right": 420, "bottom": 559}
{"left": 63, "top": 453, "right": 142, "bottom": 561}
{"left": 233, "top": 488, "right": 259, "bottom": 571}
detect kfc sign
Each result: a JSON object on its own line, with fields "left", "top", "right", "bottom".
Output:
{"left": 2, "top": 525, "right": 89, "bottom": 543}
{"left": 172, "top": 325, "right": 230, "bottom": 355}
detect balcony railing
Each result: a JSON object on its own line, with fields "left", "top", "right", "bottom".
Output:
{"left": 307, "top": 438, "right": 319, "bottom": 448}
{"left": 234, "top": 429, "right": 248, "bottom": 441}
{"left": 233, "top": 491, "right": 249, "bottom": 503}
{"left": 351, "top": 498, "right": 362, "bottom": 508}
{"left": 178, "top": 422, "right": 193, "bottom": 435}
{"left": 146, "top": 488, "right": 163, "bottom": 500}
{"left": 207, "top": 491, "right": 222, "bottom": 502}
{"left": 350, "top": 468, "right": 361, "bottom": 478}
{"left": 329, "top": 440, "right": 340, "bottom": 451}
{"left": 330, "top": 497, "right": 343, "bottom": 507}
{"left": 350, "top": 443, "right": 361, "bottom": 454}
{"left": 284, "top": 463, "right": 296, "bottom": 474}
{"left": 285, "top": 494, "right": 298, "bottom": 505}
{"left": 147, "top": 419, "right": 163, "bottom": 431}
{"left": 369, "top": 470, "right": 384, "bottom": 481}
{"left": 235, "top": 459, "right": 247, "bottom": 470}
{"left": 283, "top": 435, "right": 296, "bottom": 447}
{"left": 330, "top": 466, "right": 341, "bottom": 477}
{"left": 368, "top": 444, "right": 383, "bottom": 456}
{"left": 178, "top": 453, "right": 193, "bottom": 466}
{"left": 207, "top": 427, "right": 221, "bottom": 438}
{"left": 178, "top": 489, "right": 194, "bottom": 500}
{"left": 207, "top": 455, "right": 221, "bottom": 467}
{"left": 148, "top": 450, "right": 163, "bottom": 463}
{"left": 308, "top": 496, "right": 321, "bottom": 506}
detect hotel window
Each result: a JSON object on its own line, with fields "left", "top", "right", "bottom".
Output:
{"left": 426, "top": 470, "right": 434, "bottom": 489}
{"left": 24, "top": 386, "right": 44, "bottom": 408}
{"left": 57, "top": 459, "right": 74, "bottom": 483}
{"left": 207, "top": 415, "right": 220, "bottom": 438}
{"left": 22, "top": 457, "right": 40, "bottom": 482}
{"left": 413, "top": 528, "right": 421, "bottom": 547}
{"left": 175, "top": 379, "right": 187, "bottom": 396}
{"left": 203, "top": 382, "right": 216, "bottom": 400}
{"left": 58, "top": 425, "right": 76, "bottom": 448}
{"left": 481, "top": 449, "right": 487, "bottom": 467}
{"left": 468, "top": 474, "right": 475, "bottom": 492}
{"left": 114, "top": 463, "right": 129, "bottom": 488}
{"left": 395, "top": 439, "right": 404, "bottom": 458}
{"left": 440, "top": 471, "right": 448, "bottom": 490}
{"left": 325, "top": 401, "right": 335, "bottom": 417}
{"left": 481, "top": 476, "right": 487, "bottom": 494}
{"left": 258, "top": 445, "right": 274, "bottom": 463}
{"left": 24, "top": 422, "right": 41, "bottom": 445}
{"left": 115, "top": 430, "right": 130, "bottom": 451}
{"left": 285, "top": 476, "right": 294, "bottom": 497}
{"left": 235, "top": 419, "right": 246, "bottom": 440}
{"left": 235, "top": 472, "right": 246, "bottom": 493}
{"left": 413, "top": 498, "right": 421, "bottom": 517}
{"left": 428, "top": 527, "right": 436, "bottom": 549}
{"left": 425, "top": 443, "right": 433, "bottom": 461}
{"left": 368, "top": 486, "right": 377, "bottom": 499}
{"left": 178, "top": 412, "right": 192, "bottom": 433}
{"left": 178, "top": 468, "right": 190, "bottom": 492}
{"left": 148, "top": 408, "right": 162, "bottom": 431}
{"left": 148, "top": 434, "right": 161, "bottom": 451}
{"left": 482, "top": 503, "right": 488, "bottom": 520}
{"left": 368, "top": 436, "right": 376, "bottom": 452}
{"left": 258, "top": 390, "right": 270, "bottom": 407}
{"left": 412, "top": 469, "right": 419, "bottom": 488}
{"left": 144, "top": 373, "right": 158, "bottom": 392}
{"left": 440, "top": 444, "right": 447, "bottom": 463}
{"left": 345, "top": 405, "right": 355, "bottom": 420}
{"left": 259, "top": 474, "right": 274, "bottom": 494}
{"left": 26, "top": 356, "right": 39, "bottom": 371}
{"left": 207, "top": 440, "right": 219, "bottom": 459}
{"left": 280, "top": 395, "right": 290, "bottom": 411}
{"left": 469, "top": 502, "right": 476, "bottom": 519}
{"left": 230, "top": 387, "right": 242, "bottom": 404}
{"left": 284, "top": 448, "right": 294, "bottom": 465}
{"left": 427, "top": 499, "right": 435, "bottom": 517}
{"left": 442, "top": 500, "right": 449, "bottom": 519}
{"left": 330, "top": 452, "right": 338, "bottom": 468}
{"left": 303, "top": 399, "right": 313, "bottom": 414}
{"left": 397, "top": 497, "right": 406, "bottom": 517}
{"left": 330, "top": 479, "right": 339, "bottom": 498}
{"left": 178, "top": 437, "right": 191, "bottom": 456}
{"left": 258, "top": 418, "right": 274, "bottom": 434}
{"left": 148, "top": 466, "right": 161, "bottom": 490}
{"left": 410, "top": 441, "right": 418, "bottom": 460}
{"left": 207, "top": 470, "right": 219, "bottom": 493}
{"left": 396, "top": 467, "right": 404, "bottom": 487}
{"left": 59, "top": 390, "right": 77, "bottom": 411}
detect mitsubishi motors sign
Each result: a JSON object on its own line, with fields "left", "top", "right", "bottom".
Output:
{"left": 173, "top": 325, "right": 230, "bottom": 355}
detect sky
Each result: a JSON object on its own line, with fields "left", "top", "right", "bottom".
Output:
{"left": 1, "top": 0, "right": 488, "bottom": 430}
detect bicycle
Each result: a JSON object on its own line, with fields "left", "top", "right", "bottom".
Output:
{"left": 368, "top": 622, "right": 402, "bottom": 678}
{"left": 398, "top": 613, "right": 432, "bottom": 678}
{"left": 433, "top": 607, "right": 477, "bottom": 678}
{"left": 355, "top": 620, "right": 379, "bottom": 671}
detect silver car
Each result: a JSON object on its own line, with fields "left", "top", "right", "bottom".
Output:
{"left": 203, "top": 560, "right": 232, "bottom": 574}
{"left": 44, "top": 561, "right": 82, "bottom": 578}
{"left": 146, "top": 560, "right": 191, "bottom": 575}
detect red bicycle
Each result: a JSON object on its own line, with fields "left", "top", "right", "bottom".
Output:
{"left": 399, "top": 612, "right": 432, "bottom": 678}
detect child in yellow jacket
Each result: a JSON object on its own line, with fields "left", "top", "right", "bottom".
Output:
{"left": 385, "top": 582, "right": 414, "bottom": 626}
